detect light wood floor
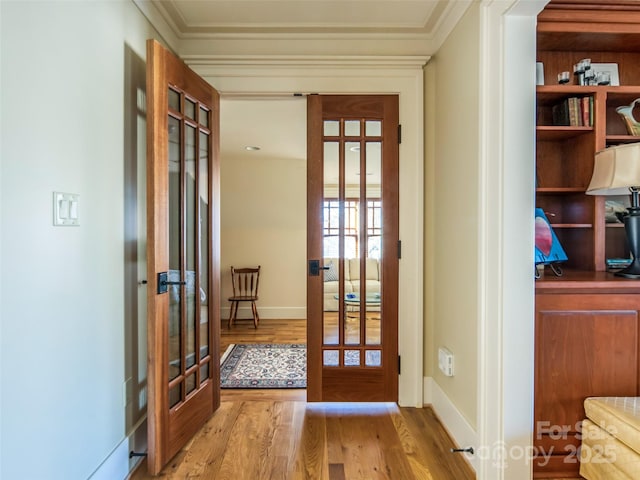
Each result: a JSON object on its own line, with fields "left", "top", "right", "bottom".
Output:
{"left": 129, "top": 319, "right": 478, "bottom": 479}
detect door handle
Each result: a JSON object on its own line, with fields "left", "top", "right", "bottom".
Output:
{"left": 309, "top": 260, "right": 330, "bottom": 276}
{"left": 157, "top": 271, "right": 186, "bottom": 294}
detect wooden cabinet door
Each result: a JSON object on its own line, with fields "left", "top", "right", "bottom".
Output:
{"left": 534, "top": 293, "right": 640, "bottom": 476}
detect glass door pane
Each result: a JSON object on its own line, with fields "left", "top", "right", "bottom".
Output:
{"left": 365, "top": 142, "right": 382, "bottom": 346}
{"left": 345, "top": 141, "right": 360, "bottom": 347}
{"left": 323, "top": 141, "right": 340, "bottom": 345}
{"left": 199, "top": 129, "right": 210, "bottom": 384}
{"left": 166, "top": 88, "right": 213, "bottom": 405}
{"left": 321, "top": 118, "right": 384, "bottom": 367}
{"left": 186, "top": 124, "right": 197, "bottom": 371}
{"left": 168, "top": 113, "right": 181, "bottom": 384}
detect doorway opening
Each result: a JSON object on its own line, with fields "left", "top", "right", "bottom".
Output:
{"left": 219, "top": 95, "right": 308, "bottom": 398}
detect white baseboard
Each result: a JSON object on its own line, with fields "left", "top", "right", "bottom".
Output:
{"left": 221, "top": 306, "right": 306, "bottom": 320}
{"left": 89, "top": 418, "right": 147, "bottom": 480}
{"left": 424, "top": 377, "right": 477, "bottom": 473}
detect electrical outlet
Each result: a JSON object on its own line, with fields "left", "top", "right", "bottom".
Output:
{"left": 438, "top": 347, "right": 454, "bottom": 377}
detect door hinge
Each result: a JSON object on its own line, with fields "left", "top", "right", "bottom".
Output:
{"left": 397, "top": 240, "right": 402, "bottom": 259}
{"left": 398, "top": 124, "right": 402, "bottom": 144}
{"left": 398, "top": 355, "right": 401, "bottom": 374}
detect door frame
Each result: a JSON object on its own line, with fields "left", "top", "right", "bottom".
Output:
{"left": 476, "top": 1, "right": 547, "bottom": 478}
{"left": 190, "top": 59, "right": 427, "bottom": 407}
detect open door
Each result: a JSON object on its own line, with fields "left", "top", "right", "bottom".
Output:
{"left": 307, "top": 95, "right": 399, "bottom": 402}
{"left": 146, "top": 39, "right": 221, "bottom": 474}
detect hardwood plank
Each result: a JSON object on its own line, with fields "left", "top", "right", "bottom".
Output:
{"left": 215, "top": 401, "right": 278, "bottom": 480}
{"left": 221, "top": 318, "right": 307, "bottom": 355}
{"left": 131, "top": 319, "right": 477, "bottom": 480}
{"left": 328, "top": 403, "right": 415, "bottom": 480}
{"left": 400, "top": 406, "right": 475, "bottom": 480}
{"left": 293, "top": 406, "right": 329, "bottom": 480}
{"left": 387, "top": 404, "right": 435, "bottom": 479}
{"left": 221, "top": 388, "right": 306, "bottom": 402}
{"left": 131, "top": 402, "right": 476, "bottom": 480}
{"left": 162, "top": 401, "right": 242, "bottom": 479}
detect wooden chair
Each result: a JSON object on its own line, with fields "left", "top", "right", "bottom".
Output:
{"left": 227, "top": 266, "right": 261, "bottom": 328}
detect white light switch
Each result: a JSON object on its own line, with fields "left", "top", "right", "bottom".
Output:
{"left": 53, "top": 192, "right": 80, "bottom": 226}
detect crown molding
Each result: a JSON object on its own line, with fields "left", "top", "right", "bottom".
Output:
{"left": 132, "top": 0, "right": 180, "bottom": 51}
{"left": 138, "top": 0, "right": 451, "bottom": 38}
{"left": 431, "top": 0, "right": 473, "bottom": 52}
{"left": 182, "top": 55, "right": 431, "bottom": 69}
{"left": 133, "top": 0, "right": 471, "bottom": 58}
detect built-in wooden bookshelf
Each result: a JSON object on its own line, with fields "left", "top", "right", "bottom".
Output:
{"left": 535, "top": 85, "right": 640, "bottom": 271}
{"left": 534, "top": 2, "right": 640, "bottom": 478}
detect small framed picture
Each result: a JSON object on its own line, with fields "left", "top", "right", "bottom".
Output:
{"left": 591, "top": 63, "right": 620, "bottom": 86}
{"left": 536, "top": 62, "right": 544, "bottom": 86}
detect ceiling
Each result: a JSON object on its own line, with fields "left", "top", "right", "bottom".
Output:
{"left": 220, "top": 96, "right": 382, "bottom": 187}
{"left": 220, "top": 96, "right": 307, "bottom": 164}
{"left": 148, "top": 0, "right": 460, "bottom": 37}
{"left": 136, "top": 0, "right": 470, "bottom": 181}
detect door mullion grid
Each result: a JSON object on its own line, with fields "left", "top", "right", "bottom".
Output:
{"left": 193, "top": 100, "right": 202, "bottom": 388}
{"left": 359, "top": 119, "right": 367, "bottom": 348}
{"left": 178, "top": 91, "right": 187, "bottom": 404}
{"left": 205, "top": 105, "right": 214, "bottom": 383}
{"left": 338, "top": 119, "right": 346, "bottom": 355}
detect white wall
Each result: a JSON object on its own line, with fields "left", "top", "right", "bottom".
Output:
{"left": 1, "top": 2, "right": 157, "bottom": 478}
{"left": 220, "top": 98, "right": 307, "bottom": 320}
{"left": 425, "top": 1, "right": 481, "bottom": 428}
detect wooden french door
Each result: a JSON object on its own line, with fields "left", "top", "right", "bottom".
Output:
{"left": 307, "top": 95, "right": 399, "bottom": 402}
{"left": 146, "top": 40, "right": 221, "bottom": 475}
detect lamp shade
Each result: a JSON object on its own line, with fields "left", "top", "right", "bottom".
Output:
{"left": 587, "top": 142, "right": 640, "bottom": 195}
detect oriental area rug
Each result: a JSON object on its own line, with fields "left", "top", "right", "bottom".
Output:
{"left": 220, "top": 343, "right": 307, "bottom": 388}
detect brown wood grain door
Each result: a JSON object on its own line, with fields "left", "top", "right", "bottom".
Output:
{"left": 146, "top": 39, "right": 221, "bottom": 475}
{"left": 307, "top": 95, "right": 399, "bottom": 402}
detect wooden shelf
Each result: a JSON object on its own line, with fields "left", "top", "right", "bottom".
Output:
{"left": 536, "top": 126, "right": 593, "bottom": 140}
{"left": 537, "top": 85, "right": 598, "bottom": 101}
{"left": 550, "top": 223, "right": 592, "bottom": 228}
{"left": 535, "top": 269, "right": 640, "bottom": 293}
{"left": 536, "top": 187, "right": 585, "bottom": 194}
{"left": 606, "top": 134, "right": 640, "bottom": 144}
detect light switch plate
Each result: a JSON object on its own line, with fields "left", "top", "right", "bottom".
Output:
{"left": 53, "top": 192, "right": 80, "bottom": 226}
{"left": 438, "top": 347, "right": 454, "bottom": 377}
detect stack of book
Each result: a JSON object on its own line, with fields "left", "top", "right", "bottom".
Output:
{"left": 552, "top": 96, "right": 594, "bottom": 126}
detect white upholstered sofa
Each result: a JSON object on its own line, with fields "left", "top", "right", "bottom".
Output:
{"left": 323, "top": 257, "right": 380, "bottom": 311}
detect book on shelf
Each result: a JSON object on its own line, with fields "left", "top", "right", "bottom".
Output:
{"left": 551, "top": 96, "right": 593, "bottom": 127}
{"left": 569, "top": 97, "right": 581, "bottom": 126}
